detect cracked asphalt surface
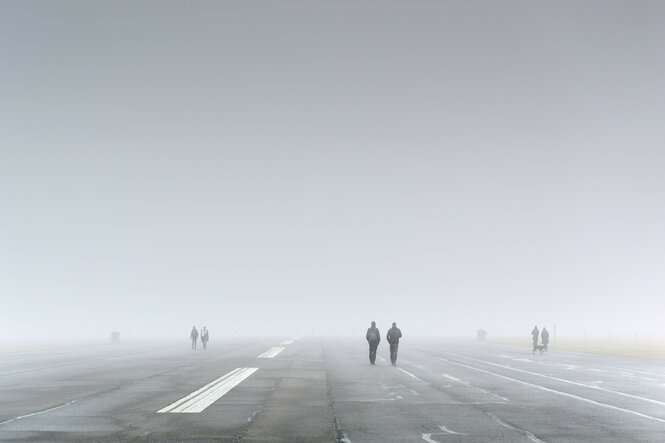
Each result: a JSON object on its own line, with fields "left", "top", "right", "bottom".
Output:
{"left": 1, "top": 337, "right": 663, "bottom": 441}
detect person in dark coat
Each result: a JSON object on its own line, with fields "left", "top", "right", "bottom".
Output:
{"left": 190, "top": 326, "right": 199, "bottom": 350}
{"left": 541, "top": 327, "right": 549, "bottom": 350}
{"left": 366, "top": 321, "right": 380, "bottom": 365}
{"left": 386, "top": 322, "right": 402, "bottom": 366}
{"left": 531, "top": 326, "right": 539, "bottom": 350}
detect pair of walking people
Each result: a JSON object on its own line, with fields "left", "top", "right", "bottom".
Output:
{"left": 190, "top": 326, "right": 210, "bottom": 350}
{"left": 531, "top": 325, "right": 549, "bottom": 350}
{"left": 366, "top": 321, "right": 402, "bottom": 366}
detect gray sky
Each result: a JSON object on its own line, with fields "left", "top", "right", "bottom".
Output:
{"left": 2, "top": 1, "right": 664, "bottom": 340}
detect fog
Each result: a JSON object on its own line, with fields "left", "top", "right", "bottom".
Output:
{"left": 2, "top": 1, "right": 664, "bottom": 344}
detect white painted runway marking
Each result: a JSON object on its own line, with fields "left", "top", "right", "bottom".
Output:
{"left": 442, "top": 373, "right": 462, "bottom": 383}
{"left": 450, "top": 361, "right": 665, "bottom": 423}
{"left": 487, "top": 412, "right": 545, "bottom": 443}
{"left": 398, "top": 368, "right": 429, "bottom": 384}
{"left": 0, "top": 399, "right": 79, "bottom": 425}
{"left": 617, "top": 372, "right": 658, "bottom": 382}
{"left": 603, "top": 366, "right": 665, "bottom": 378}
{"left": 280, "top": 340, "right": 294, "bottom": 345}
{"left": 247, "top": 409, "right": 260, "bottom": 423}
{"left": 442, "top": 373, "right": 510, "bottom": 402}
{"left": 558, "top": 364, "right": 578, "bottom": 370}
{"left": 438, "top": 424, "right": 464, "bottom": 434}
{"left": 422, "top": 424, "right": 466, "bottom": 442}
{"left": 467, "top": 357, "right": 665, "bottom": 407}
{"left": 157, "top": 367, "right": 258, "bottom": 413}
{"left": 257, "top": 347, "right": 285, "bottom": 358}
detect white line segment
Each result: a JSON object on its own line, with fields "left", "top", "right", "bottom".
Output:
{"left": 487, "top": 412, "right": 545, "bottom": 443}
{"left": 398, "top": 368, "right": 430, "bottom": 384}
{"left": 157, "top": 367, "right": 258, "bottom": 413}
{"left": 0, "top": 399, "right": 79, "bottom": 425}
{"left": 257, "top": 347, "right": 285, "bottom": 358}
{"left": 449, "top": 360, "right": 665, "bottom": 423}
{"left": 463, "top": 356, "right": 665, "bottom": 407}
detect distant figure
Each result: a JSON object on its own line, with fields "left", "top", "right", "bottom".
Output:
{"left": 366, "top": 321, "right": 380, "bottom": 365}
{"left": 531, "top": 326, "right": 539, "bottom": 350}
{"left": 201, "top": 326, "right": 209, "bottom": 350}
{"left": 541, "top": 327, "right": 549, "bottom": 351}
{"left": 477, "top": 329, "right": 487, "bottom": 341}
{"left": 386, "top": 322, "right": 402, "bottom": 366}
{"left": 190, "top": 326, "right": 199, "bottom": 350}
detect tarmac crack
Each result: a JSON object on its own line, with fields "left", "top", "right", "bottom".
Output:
{"left": 322, "top": 343, "right": 351, "bottom": 443}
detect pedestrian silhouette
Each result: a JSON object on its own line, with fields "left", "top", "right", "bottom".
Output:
{"left": 190, "top": 326, "right": 199, "bottom": 350}
{"left": 386, "top": 322, "right": 402, "bottom": 366}
{"left": 531, "top": 325, "right": 539, "bottom": 351}
{"left": 201, "top": 326, "right": 209, "bottom": 350}
{"left": 541, "top": 327, "right": 549, "bottom": 351}
{"left": 366, "top": 321, "right": 380, "bottom": 365}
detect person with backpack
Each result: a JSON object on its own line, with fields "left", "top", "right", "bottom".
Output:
{"left": 365, "top": 321, "right": 381, "bottom": 365}
{"left": 190, "top": 326, "right": 199, "bottom": 350}
{"left": 386, "top": 322, "right": 402, "bottom": 366}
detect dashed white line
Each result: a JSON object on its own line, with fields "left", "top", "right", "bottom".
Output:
{"left": 280, "top": 340, "right": 295, "bottom": 345}
{"left": 157, "top": 367, "right": 258, "bottom": 413}
{"left": 257, "top": 347, "right": 285, "bottom": 359}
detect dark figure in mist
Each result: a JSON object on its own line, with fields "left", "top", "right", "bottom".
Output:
{"left": 541, "top": 327, "right": 549, "bottom": 350}
{"left": 366, "top": 321, "right": 380, "bottom": 365}
{"left": 531, "top": 326, "right": 539, "bottom": 348}
{"left": 386, "top": 322, "right": 402, "bottom": 366}
{"left": 201, "top": 326, "right": 209, "bottom": 350}
{"left": 190, "top": 326, "right": 199, "bottom": 350}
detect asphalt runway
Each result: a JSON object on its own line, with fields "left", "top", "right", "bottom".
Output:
{"left": 1, "top": 337, "right": 663, "bottom": 442}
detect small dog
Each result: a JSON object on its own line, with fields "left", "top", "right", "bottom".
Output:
{"left": 533, "top": 344, "right": 548, "bottom": 354}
